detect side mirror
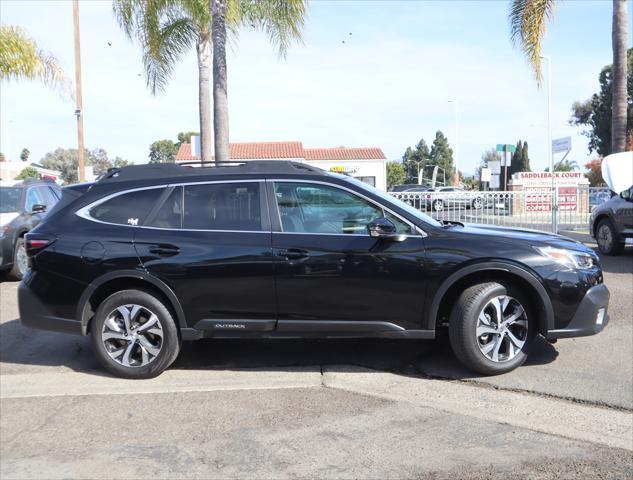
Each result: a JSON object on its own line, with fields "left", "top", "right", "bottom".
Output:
{"left": 367, "top": 217, "right": 406, "bottom": 242}
{"left": 619, "top": 188, "right": 633, "bottom": 201}
{"left": 31, "top": 204, "right": 47, "bottom": 214}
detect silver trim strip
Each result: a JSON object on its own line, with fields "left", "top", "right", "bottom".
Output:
{"left": 267, "top": 178, "right": 426, "bottom": 238}
{"left": 75, "top": 180, "right": 267, "bottom": 233}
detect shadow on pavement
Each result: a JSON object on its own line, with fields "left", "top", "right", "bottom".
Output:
{"left": 0, "top": 317, "right": 559, "bottom": 379}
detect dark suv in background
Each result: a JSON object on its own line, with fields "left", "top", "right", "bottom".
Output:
{"left": 0, "top": 179, "right": 61, "bottom": 279}
{"left": 19, "top": 162, "right": 609, "bottom": 379}
{"left": 590, "top": 185, "right": 633, "bottom": 255}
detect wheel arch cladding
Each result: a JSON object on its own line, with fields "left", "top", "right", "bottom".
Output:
{"left": 77, "top": 270, "right": 187, "bottom": 335}
{"left": 430, "top": 262, "right": 554, "bottom": 335}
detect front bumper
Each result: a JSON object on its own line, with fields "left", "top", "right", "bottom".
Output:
{"left": 546, "top": 283, "right": 610, "bottom": 339}
{"left": 18, "top": 278, "right": 83, "bottom": 335}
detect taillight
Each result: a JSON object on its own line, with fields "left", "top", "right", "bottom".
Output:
{"left": 24, "top": 233, "right": 56, "bottom": 256}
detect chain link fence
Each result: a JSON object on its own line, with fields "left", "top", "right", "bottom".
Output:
{"left": 390, "top": 187, "right": 612, "bottom": 233}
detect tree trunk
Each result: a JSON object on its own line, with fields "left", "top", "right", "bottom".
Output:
{"left": 611, "top": 0, "right": 628, "bottom": 153}
{"left": 196, "top": 30, "right": 213, "bottom": 164}
{"left": 211, "top": 0, "right": 230, "bottom": 163}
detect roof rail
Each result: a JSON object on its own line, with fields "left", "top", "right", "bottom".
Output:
{"left": 178, "top": 160, "right": 247, "bottom": 167}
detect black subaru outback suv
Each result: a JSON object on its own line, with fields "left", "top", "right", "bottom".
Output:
{"left": 19, "top": 161, "right": 609, "bottom": 378}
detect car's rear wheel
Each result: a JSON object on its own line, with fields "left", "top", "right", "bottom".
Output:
{"left": 449, "top": 282, "right": 535, "bottom": 375}
{"left": 596, "top": 219, "right": 624, "bottom": 256}
{"left": 91, "top": 289, "right": 180, "bottom": 379}
{"left": 471, "top": 197, "right": 483, "bottom": 210}
{"left": 10, "top": 237, "right": 28, "bottom": 281}
{"left": 432, "top": 199, "right": 444, "bottom": 212}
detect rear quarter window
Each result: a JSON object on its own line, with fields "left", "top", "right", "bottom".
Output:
{"left": 89, "top": 188, "right": 164, "bottom": 226}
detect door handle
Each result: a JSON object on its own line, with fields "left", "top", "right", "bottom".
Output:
{"left": 276, "top": 248, "right": 309, "bottom": 259}
{"left": 148, "top": 245, "right": 180, "bottom": 257}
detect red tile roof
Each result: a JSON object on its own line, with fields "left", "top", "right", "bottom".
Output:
{"left": 175, "top": 141, "right": 386, "bottom": 162}
{"left": 304, "top": 147, "right": 386, "bottom": 160}
{"left": 176, "top": 141, "right": 304, "bottom": 161}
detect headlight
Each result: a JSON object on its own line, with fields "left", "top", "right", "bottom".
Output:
{"left": 535, "top": 246, "right": 596, "bottom": 270}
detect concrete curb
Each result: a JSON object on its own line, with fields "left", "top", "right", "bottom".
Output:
{"left": 322, "top": 366, "right": 633, "bottom": 451}
{"left": 0, "top": 368, "right": 323, "bottom": 399}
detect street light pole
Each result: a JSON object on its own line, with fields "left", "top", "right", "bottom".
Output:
{"left": 73, "top": 0, "right": 85, "bottom": 182}
{"left": 540, "top": 55, "right": 556, "bottom": 232}
{"left": 449, "top": 99, "right": 459, "bottom": 186}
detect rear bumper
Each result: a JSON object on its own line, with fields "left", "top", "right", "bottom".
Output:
{"left": 18, "top": 279, "right": 83, "bottom": 335}
{"left": 546, "top": 283, "right": 610, "bottom": 339}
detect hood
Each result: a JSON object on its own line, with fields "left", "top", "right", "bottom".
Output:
{"left": 454, "top": 224, "right": 593, "bottom": 253}
{"left": 0, "top": 212, "right": 19, "bottom": 227}
{"left": 601, "top": 152, "right": 633, "bottom": 194}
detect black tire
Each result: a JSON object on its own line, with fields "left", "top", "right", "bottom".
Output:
{"left": 91, "top": 289, "right": 180, "bottom": 379}
{"left": 449, "top": 282, "right": 535, "bottom": 375}
{"left": 596, "top": 218, "right": 625, "bottom": 256}
{"left": 9, "top": 237, "right": 27, "bottom": 281}
{"left": 432, "top": 199, "right": 444, "bottom": 212}
{"left": 471, "top": 197, "right": 483, "bottom": 210}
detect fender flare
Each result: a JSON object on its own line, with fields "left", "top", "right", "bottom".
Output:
{"left": 76, "top": 269, "right": 187, "bottom": 335}
{"left": 427, "top": 261, "right": 555, "bottom": 333}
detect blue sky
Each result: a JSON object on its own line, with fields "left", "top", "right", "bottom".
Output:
{"left": 0, "top": 0, "right": 629, "bottom": 175}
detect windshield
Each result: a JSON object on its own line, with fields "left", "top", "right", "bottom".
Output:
{"left": 0, "top": 187, "right": 22, "bottom": 213}
{"left": 330, "top": 173, "right": 442, "bottom": 228}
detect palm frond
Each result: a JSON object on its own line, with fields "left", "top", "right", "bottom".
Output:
{"left": 0, "top": 24, "right": 73, "bottom": 98}
{"left": 509, "top": 0, "right": 557, "bottom": 86}
{"left": 113, "top": 0, "right": 196, "bottom": 94}
{"left": 237, "top": 0, "right": 307, "bottom": 57}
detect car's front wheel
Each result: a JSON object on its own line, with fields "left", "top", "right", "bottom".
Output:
{"left": 596, "top": 218, "right": 624, "bottom": 256}
{"left": 449, "top": 282, "right": 534, "bottom": 375}
{"left": 91, "top": 289, "right": 180, "bottom": 379}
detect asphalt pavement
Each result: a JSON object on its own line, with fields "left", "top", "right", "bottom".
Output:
{"left": 1, "top": 237, "right": 632, "bottom": 479}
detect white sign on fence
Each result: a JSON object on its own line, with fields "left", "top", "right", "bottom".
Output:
{"left": 489, "top": 174, "right": 500, "bottom": 189}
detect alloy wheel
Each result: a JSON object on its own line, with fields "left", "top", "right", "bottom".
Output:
{"left": 15, "top": 243, "right": 28, "bottom": 277}
{"left": 433, "top": 200, "right": 444, "bottom": 212}
{"left": 476, "top": 295, "right": 528, "bottom": 363}
{"left": 101, "top": 304, "right": 164, "bottom": 368}
{"left": 598, "top": 224, "right": 613, "bottom": 252}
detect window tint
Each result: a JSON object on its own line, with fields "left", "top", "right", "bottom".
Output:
{"left": 90, "top": 188, "right": 163, "bottom": 226}
{"left": 0, "top": 187, "right": 22, "bottom": 213}
{"left": 385, "top": 211, "right": 413, "bottom": 234}
{"left": 148, "top": 187, "right": 183, "bottom": 229}
{"left": 274, "top": 182, "right": 382, "bottom": 234}
{"left": 183, "top": 182, "right": 261, "bottom": 231}
{"left": 25, "top": 188, "right": 45, "bottom": 212}
{"left": 38, "top": 186, "right": 58, "bottom": 208}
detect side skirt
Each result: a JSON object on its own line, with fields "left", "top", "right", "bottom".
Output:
{"left": 182, "top": 319, "right": 435, "bottom": 341}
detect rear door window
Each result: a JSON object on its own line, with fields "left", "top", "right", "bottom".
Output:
{"left": 90, "top": 188, "right": 164, "bottom": 226}
{"left": 182, "top": 182, "right": 262, "bottom": 231}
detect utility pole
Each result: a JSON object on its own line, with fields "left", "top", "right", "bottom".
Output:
{"left": 73, "top": 0, "right": 85, "bottom": 182}
{"left": 449, "top": 99, "right": 459, "bottom": 185}
{"left": 541, "top": 55, "right": 556, "bottom": 232}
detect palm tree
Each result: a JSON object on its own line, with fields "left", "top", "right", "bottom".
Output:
{"left": 211, "top": 0, "right": 306, "bottom": 162}
{"left": 0, "top": 25, "right": 71, "bottom": 96}
{"left": 113, "top": 0, "right": 307, "bottom": 163}
{"left": 549, "top": 159, "right": 578, "bottom": 172}
{"left": 509, "top": 0, "right": 629, "bottom": 153}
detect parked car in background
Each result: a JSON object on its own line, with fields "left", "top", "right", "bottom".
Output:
{"left": 423, "top": 186, "right": 485, "bottom": 211}
{"left": 590, "top": 185, "right": 633, "bottom": 255}
{"left": 589, "top": 189, "right": 613, "bottom": 210}
{"left": 0, "top": 179, "right": 61, "bottom": 279}
{"left": 19, "top": 161, "right": 609, "bottom": 379}
{"left": 390, "top": 183, "right": 431, "bottom": 192}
